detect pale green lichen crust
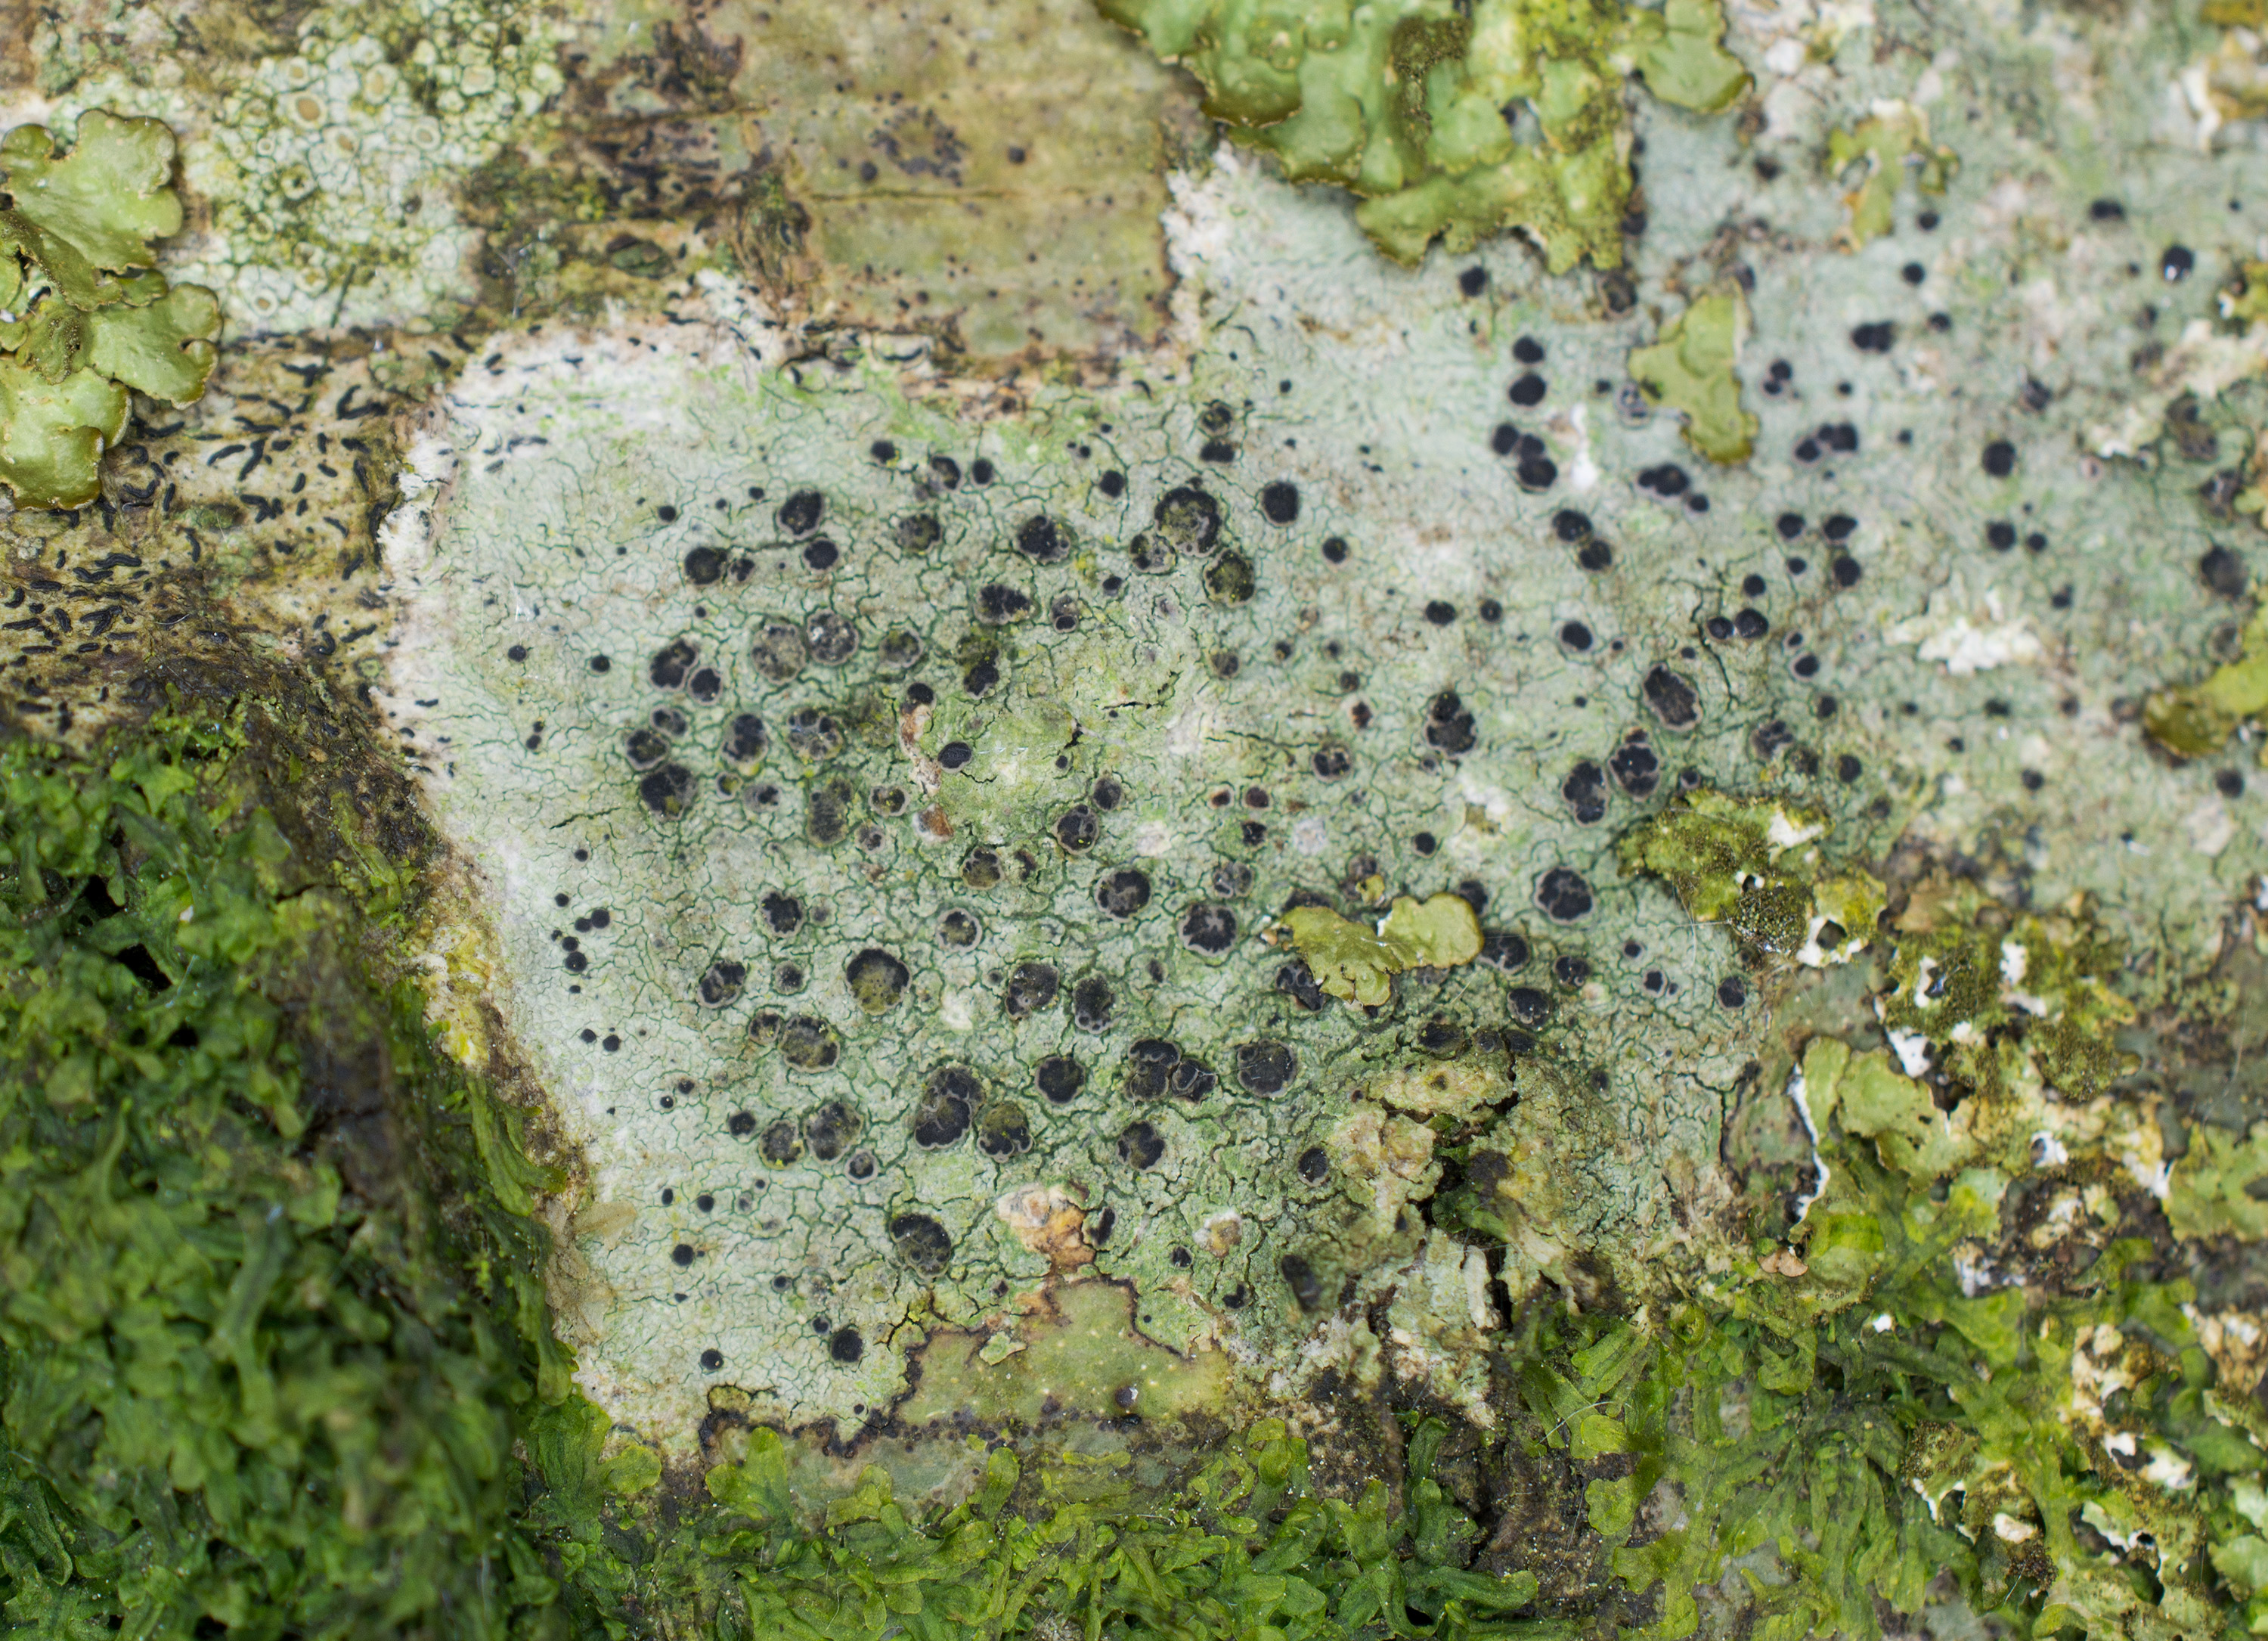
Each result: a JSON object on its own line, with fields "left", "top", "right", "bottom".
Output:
{"left": 386, "top": 0, "right": 2268, "bottom": 1473}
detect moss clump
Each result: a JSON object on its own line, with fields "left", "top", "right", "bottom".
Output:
{"left": 0, "top": 110, "right": 219, "bottom": 508}
{"left": 1091, "top": 0, "right": 1747, "bottom": 268}
{"left": 661, "top": 1419, "right": 1539, "bottom": 1638}
{"left": 0, "top": 687, "right": 587, "bottom": 1633}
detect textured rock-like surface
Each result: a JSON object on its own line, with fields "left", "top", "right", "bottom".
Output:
{"left": 381, "top": 0, "right": 2268, "bottom": 1450}
{"left": 11, "top": 0, "right": 2268, "bottom": 1627}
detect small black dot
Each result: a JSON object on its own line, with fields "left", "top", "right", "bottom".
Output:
{"left": 1917, "top": 210, "right": 1940, "bottom": 231}
{"left": 2162, "top": 244, "right": 2195, "bottom": 281}
{"left": 1259, "top": 480, "right": 1300, "bottom": 523}
{"left": 1478, "top": 597, "right": 1503, "bottom": 622}
{"left": 870, "top": 440, "right": 897, "bottom": 464}
{"left": 971, "top": 458, "right": 996, "bottom": 485}
{"left": 1775, "top": 513, "right": 1805, "bottom": 540}
{"left": 1901, "top": 262, "right": 1925, "bottom": 285}
{"left": 1717, "top": 976, "right": 1747, "bottom": 1010}
{"left": 1981, "top": 440, "right": 2015, "bottom": 478}
{"left": 1836, "top": 754, "right": 1863, "bottom": 783}
{"left": 1986, "top": 521, "right": 2016, "bottom": 551}
{"left": 507, "top": 644, "right": 528, "bottom": 662}
{"left": 1576, "top": 541, "right": 1613, "bottom": 572}
{"left": 1559, "top": 621, "right": 1592, "bottom": 651}
{"left": 1831, "top": 557, "right": 1863, "bottom": 588}
{"left": 940, "top": 741, "right": 974, "bottom": 770}
{"left": 700, "top": 1348, "right": 723, "bottom": 1371}
{"left": 803, "top": 538, "right": 839, "bottom": 571}
{"left": 1821, "top": 514, "right": 1855, "bottom": 542}
{"left": 1458, "top": 265, "right": 1487, "bottom": 296}
{"left": 1740, "top": 573, "right": 1766, "bottom": 597}
{"left": 2090, "top": 198, "right": 2125, "bottom": 222}
{"left": 1413, "top": 830, "right": 1437, "bottom": 855}
{"left": 2020, "top": 769, "right": 2045, "bottom": 791}
{"left": 671, "top": 1243, "right": 696, "bottom": 1267}
{"left": 1321, "top": 536, "right": 1349, "bottom": 563}
{"left": 602, "top": 1034, "right": 621, "bottom": 1052}
{"left": 1513, "top": 336, "right": 1544, "bottom": 364}
{"left": 1098, "top": 470, "right": 1126, "bottom": 498}
{"left": 1424, "top": 600, "right": 1456, "bottom": 625}
{"left": 588, "top": 655, "right": 611, "bottom": 673}
{"left": 2217, "top": 768, "right": 2245, "bottom": 799}
{"left": 1508, "top": 373, "right": 1547, "bottom": 406}
{"left": 1786, "top": 557, "right": 1808, "bottom": 575}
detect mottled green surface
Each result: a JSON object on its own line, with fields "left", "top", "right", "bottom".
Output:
{"left": 11, "top": 0, "right": 2268, "bottom": 1635}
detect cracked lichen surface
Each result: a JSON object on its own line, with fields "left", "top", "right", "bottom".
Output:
{"left": 382, "top": 0, "right": 2268, "bottom": 1460}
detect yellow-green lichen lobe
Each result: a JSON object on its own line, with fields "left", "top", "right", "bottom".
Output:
{"left": 1096, "top": 0, "right": 1747, "bottom": 268}
{"left": 1278, "top": 891, "right": 1483, "bottom": 1006}
{"left": 0, "top": 110, "right": 218, "bottom": 507}
{"left": 1626, "top": 284, "right": 1757, "bottom": 465}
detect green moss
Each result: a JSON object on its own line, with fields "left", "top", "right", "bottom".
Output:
{"left": 0, "top": 690, "right": 572, "bottom": 1631}
{"left": 0, "top": 110, "right": 218, "bottom": 508}
{"left": 1092, "top": 0, "right": 1747, "bottom": 268}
